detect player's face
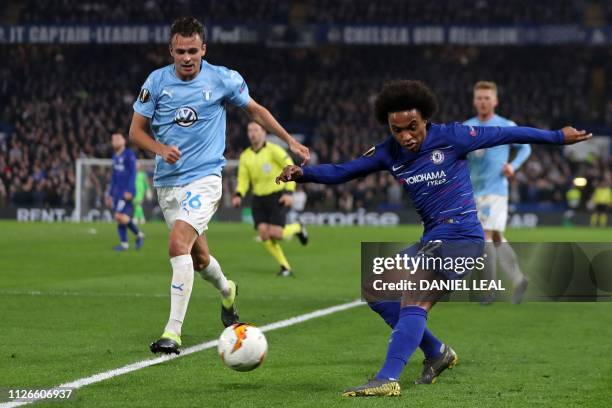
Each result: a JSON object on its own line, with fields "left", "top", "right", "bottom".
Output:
{"left": 247, "top": 122, "right": 266, "bottom": 148}
{"left": 111, "top": 133, "right": 125, "bottom": 152}
{"left": 388, "top": 110, "right": 427, "bottom": 152}
{"left": 169, "top": 34, "right": 206, "bottom": 81}
{"left": 473, "top": 89, "right": 498, "bottom": 117}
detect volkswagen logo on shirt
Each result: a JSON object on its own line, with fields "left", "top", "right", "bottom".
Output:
{"left": 175, "top": 107, "right": 198, "bottom": 127}
{"left": 430, "top": 150, "right": 445, "bottom": 165}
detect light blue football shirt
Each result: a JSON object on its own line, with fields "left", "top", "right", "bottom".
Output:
{"left": 464, "top": 114, "right": 531, "bottom": 197}
{"left": 133, "top": 60, "right": 250, "bottom": 187}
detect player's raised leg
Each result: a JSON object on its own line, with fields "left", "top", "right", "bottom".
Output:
{"left": 191, "top": 234, "right": 238, "bottom": 327}
{"left": 282, "top": 222, "right": 309, "bottom": 245}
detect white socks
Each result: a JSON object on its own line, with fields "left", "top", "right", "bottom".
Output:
{"left": 497, "top": 239, "right": 525, "bottom": 286}
{"left": 483, "top": 238, "right": 525, "bottom": 287}
{"left": 483, "top": 239, "right": 498, "bottom": 282}
{"left": 164, "top": 254, "right": 231, "bottom": 337}
{"left": 164, "top": 255, "right": 194, "bottom": 337}
{"left": 197, "top": 255, "right": 230, "bottom": 297}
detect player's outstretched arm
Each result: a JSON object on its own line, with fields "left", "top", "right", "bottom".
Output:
{"left": 244, "top": 99, "right": 310, "bottom": 164}
{"left": 455, "top": 124, "right": 592, "bottom": 154}
{"left": 276, "top": 152, "right": 385, "bottom": 185}
{"left": 129, "top": 112, "right": 181, "bottom": 164}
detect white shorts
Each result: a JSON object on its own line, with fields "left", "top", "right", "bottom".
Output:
{"left": 476, "top": 194, "right": 508, "bottom": 232}
{"left": 157, "top": 175, "right": 222, "bottom": 235}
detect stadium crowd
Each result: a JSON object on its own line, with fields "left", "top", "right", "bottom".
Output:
{"left": 4, "top": 0, "right": 582, "bottom": 24}
{"left": 6, "top": 0, "right": 291, "bottom": 24}
{"left": 0, "top": 42, "right": 610, "bottom": 211}
{"left": 301, "top": 0, "right": 579, "bottom": 24}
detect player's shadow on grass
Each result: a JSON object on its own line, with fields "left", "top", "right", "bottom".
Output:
{"left": 217, "top": 381, "right": 330, "bottom": 392}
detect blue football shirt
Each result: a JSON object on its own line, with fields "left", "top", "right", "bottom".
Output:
{"left": 299, "top": 123, "right": 563, "bottom": 242}
{"left": 110, "top": 147, "right": 137, "bottom": 198}
{"left": 464, "top": 114, "right": 531, "bottom": 197}
{"left": 133, "top": 60, "right": 250, "bottom": 187}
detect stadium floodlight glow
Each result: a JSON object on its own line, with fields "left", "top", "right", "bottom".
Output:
{"left": 573, "top": 177, "right": 587, "bottom": 187}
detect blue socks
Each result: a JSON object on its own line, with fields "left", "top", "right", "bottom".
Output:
{"left": 376, "top": 306, "right": 428, "bottom": 381}
{"left": 126, "top": 220, "right": 141, "bottom": 236}
{"left": 368, "top": 302, "right": 443, "bottom": 360}
{"left": 368, "top": 301, "right": 400, "bottom": 328}
{"left": 421, "top": 327, "right": 443, "bottom": 359}
{"left": 117, "top": 224, "right": 128, "bottom": 244}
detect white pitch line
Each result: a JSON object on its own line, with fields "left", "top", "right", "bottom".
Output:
{"left": 0, "top": 299, "right": 363, "bottom": 407}
{"left": 0, "top": 290, "right": 169, "bottom": 299}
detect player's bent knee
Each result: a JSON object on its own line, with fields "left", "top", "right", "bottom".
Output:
{"left": 257, "top": 225, "right": 269, "bottom": 241}
{"left": 400, "top": 300, "right": 434, "bottom": 311}
{"left": 192, "top": 253, "right": 210, "bottom": 271}
{"left": 169, "top": 239, "right": 191, "bottom": 258}
{"left": 269, "top": 229, "right": 283, "bottom": 240}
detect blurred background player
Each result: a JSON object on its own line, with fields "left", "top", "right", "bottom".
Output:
{"left": 465, "top": 81, "right": 530, "bottom": 304}
{"left": 232, "top": 121, "right": 308, "bottom": 277}
{"left": 105, "top": 132, "right": 145, "bottom": 251}
{"left": 130, "top": 17, "right": 309, "bottom": 354}
{"left": 589, "top": 178, "right": 610, "bottom": 227}
{"left": 132, "top": 162, "right": 150, "bottom": 225}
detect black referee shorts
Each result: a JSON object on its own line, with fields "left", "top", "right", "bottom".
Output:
{"left": 251, "top": 191, "right": 289, "bottom": 228}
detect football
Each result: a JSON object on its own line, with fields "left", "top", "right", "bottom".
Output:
{"left": 218, "top": 323, "right": 268, "bottom": 372}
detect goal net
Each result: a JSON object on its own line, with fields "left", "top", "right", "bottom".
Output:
{"left": 74, "top": 158, "right": 239, "bottom": 222}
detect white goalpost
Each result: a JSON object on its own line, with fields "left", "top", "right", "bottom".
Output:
{"left": 74, "top": 158, "right": 239, "bottom": 222}
{"left": 74, "top": 158, "right": 156, "bottom": 222}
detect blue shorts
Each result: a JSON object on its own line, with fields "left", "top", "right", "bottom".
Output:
{"left": 113, "top": 196, "right": 133, "bottom": 217}
{"left": 399, "top": 239, "right": 485, "bottom": 280}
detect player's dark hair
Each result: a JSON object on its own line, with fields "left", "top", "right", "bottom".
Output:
{"left": 170, "top": 16, "right": 205, "bottom": 42}
{"left": 374, "top": 80, "right": 438, "bottom": 124}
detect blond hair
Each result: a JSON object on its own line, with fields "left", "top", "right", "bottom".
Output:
{"left": 473, "top": 81, "right": 498, "bottom": 94}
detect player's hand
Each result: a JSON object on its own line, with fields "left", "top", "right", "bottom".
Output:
{"left": 561, "top": 127, "right": 592, "bottom": 145}
{"left": 231, "top": 195, "right": 242, "bottom": 207}
{"left": 288, "top": 141, "right": 310, "bottom": 165}
{"left": 276, "top": 165, "right": 303, "bottom": 184}
{"left": 123, "top": 192, "right": 133, "bottom": 201}
{"left": 105, "top": 196, "right": 113, "bottom": 209}
{"left": 502, "top": 163, "right": 514, "bottom": 179}
{"left": 160, "top": 145, "right": 181, "bottom": 164}
{"left": 279, "top": 194, "right": 293, "bottom": 207}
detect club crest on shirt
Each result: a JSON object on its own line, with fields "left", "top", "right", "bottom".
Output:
{"left": 431, "top": 150, "right": 445, "bottom": 165}
{"left": 175, "top": 106, "right": 198, "bottom": 127}
{"left": 138, "top": 88, "right": 150, "bottom": 103}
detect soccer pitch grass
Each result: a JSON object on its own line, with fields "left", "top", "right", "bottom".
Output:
{"left": 1, "top": 221, "right": 611, "bottom": 407}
